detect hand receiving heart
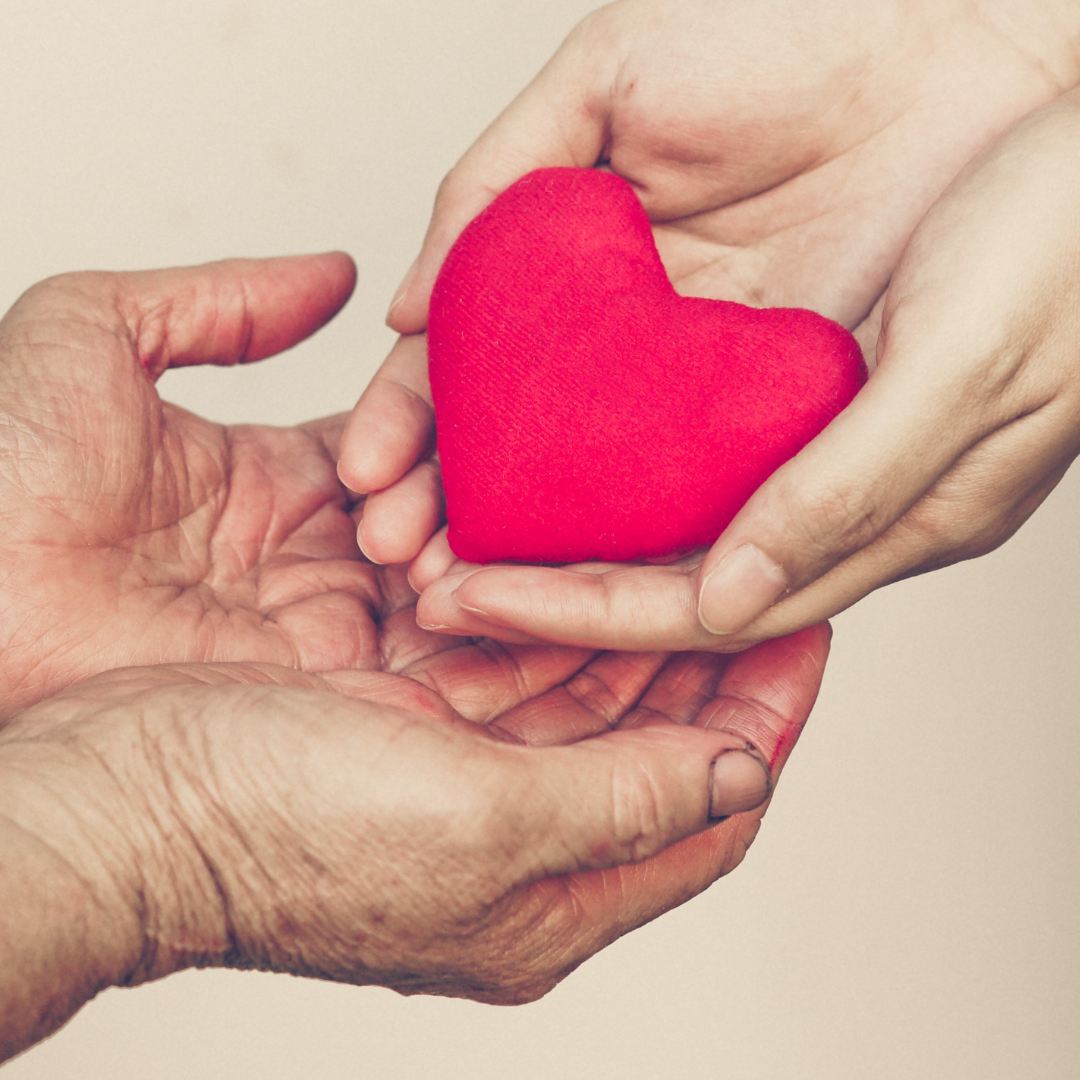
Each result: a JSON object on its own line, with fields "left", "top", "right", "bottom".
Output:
{"left": 428, "top": 168, "right": 867, "bottom": 564}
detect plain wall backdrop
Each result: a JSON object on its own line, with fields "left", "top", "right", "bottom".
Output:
{"left": 2, "top": 2, "right": 1078, "bottom": 1077}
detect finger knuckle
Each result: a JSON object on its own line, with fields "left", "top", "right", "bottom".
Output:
{"left": 771, "top": 476, "right": 892, "bottom": 569}
{"left": 878, "top": 488, "right": 1023, "bottom": 579}
{"left": 457, "top": 885, "right": 586, "bottom": 1003}
{"left": 908, "top": 503, "right": 1019, "bottom": 566}
{"left": 432, "top": 168, "right": 481, "bottom": 218}
{"left": 608, "top": 761, "right": 669, "bottom": 862}
{"left": 472, "top": 969, "right": 560, "bottom": 1005}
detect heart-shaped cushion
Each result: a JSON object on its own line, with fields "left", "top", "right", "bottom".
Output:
{"left": 428, "top": 167, "right": 867, "bottom": 564}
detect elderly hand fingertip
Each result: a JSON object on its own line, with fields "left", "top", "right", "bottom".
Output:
{"left": 709, "top": 747, "right": 772, "bottom": 819}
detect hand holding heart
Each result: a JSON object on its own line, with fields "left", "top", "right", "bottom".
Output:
{"left": 0, "top": 248, "right": 835, "bottom": 1061}
{"left": 339, "top": 0, "right": 1080, "bottom": 651}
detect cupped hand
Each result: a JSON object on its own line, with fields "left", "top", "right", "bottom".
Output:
{"left": 0, "top": 623, "right": 829, "bottom": 1059}
{"left": 336, "top": 0, "right": 1080, "bottom": 651}
{"left": 0, "top": 251, "right": 715, "bottom": 724}
{"left": 0, "top": 253, "right": 371, "bottom": 713}
{"left": 414, "top": 84, "right": 1080, "bottom": 650}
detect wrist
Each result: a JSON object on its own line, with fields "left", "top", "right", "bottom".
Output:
{"left": 0, "top": 685, "right": 232, "bottom": 1059}
{"left": 0, "top": 736, "right": 141, "bottom": 1058}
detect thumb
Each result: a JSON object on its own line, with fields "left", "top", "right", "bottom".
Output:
{"left": 387, "top": 23, "right": 611, "bottom": 334}
{"left": 695, "top": 94, "right": 1080, "bottom": 642}
{"left": 486, "top": 628, "right": 828, "bottom": 966}
{"left": 113, "top": 252, "right": 357, "bottom": 380}
{"left": 510, "top": 724, "right": 773, "bottom": 884}
{"left": 694, "top": 357, "right": 975, "bottom": 638}
{"left": 0, "top": 253, "right": 355, "bottom": 396}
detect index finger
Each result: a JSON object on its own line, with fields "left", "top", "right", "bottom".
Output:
{"left": 337, "top": 333, "right": 434, "bottom": 496}
{"left": 415, "top": 560, "right": 720, "bottom": 651}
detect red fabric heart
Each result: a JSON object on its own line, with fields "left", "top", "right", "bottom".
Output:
{"left": 428, "top": 167, "right": 867, "bottom": 564}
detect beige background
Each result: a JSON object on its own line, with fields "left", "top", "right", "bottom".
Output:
{"left": 2, "top": 2, "right": 1079, "bottom": 1077}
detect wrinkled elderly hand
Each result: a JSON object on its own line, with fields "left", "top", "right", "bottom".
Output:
{"left": 0, "top": 252, "right": 780, "bottom": 727}
{"left": 0, "top": 253, "right": 369, "bottom": 714}
{"left": 0, "top": 622, "right": 828, "bottom": 1061}
{"left": 337, "top": 0, "right": 1080, "bottom": 651}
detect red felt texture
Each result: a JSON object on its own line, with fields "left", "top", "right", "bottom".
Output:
{"left": 428, "top": 167, "right": 867, "bottom": 564}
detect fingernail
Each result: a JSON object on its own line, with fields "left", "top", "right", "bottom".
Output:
{"left": 336, "top": 460, "right": 365, "bottom": 497}
{"left": 387, "top": 257, "right": 419, "bottom": 322}
{"left": 698, "top": 544, "right": 788, "bottom": 636}
{"left": 356, "top": 524, "right": 384, "bottom": 566}
{"left": 709, "top": 749, "right": 772, "bottom": 819}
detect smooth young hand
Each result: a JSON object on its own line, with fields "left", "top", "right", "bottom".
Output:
{"left": 337, "top": 0, "right": 1080, "bottom": 650}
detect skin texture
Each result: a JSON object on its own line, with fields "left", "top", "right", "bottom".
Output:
{"left": 0, "top": 250, "right": 814, "bottom": 700}
{"left": 0, "top": 253, "right": 365, "bottom": 714}
{"left": 0, "top": 253, "right": 832, "bottom": 1062}
{"left": 0, "top": 626, "right": 830, "bottom": 1061}
{"left": 337, "top": 0, "right": 1080, "bottom": 652}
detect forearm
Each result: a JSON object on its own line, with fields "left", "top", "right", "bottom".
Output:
{"left": 0, "top": 744, "right": 141, "bottom": 1062}
{"left": 0, "top": 705, "right": 218, "bottom": 1063}
{"left": 0, "top": 814, "right": 127, "bottom": 1060}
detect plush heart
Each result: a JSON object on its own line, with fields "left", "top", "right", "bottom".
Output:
{"left": 428, "top": 167, "right": 867, "bottom": 564}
